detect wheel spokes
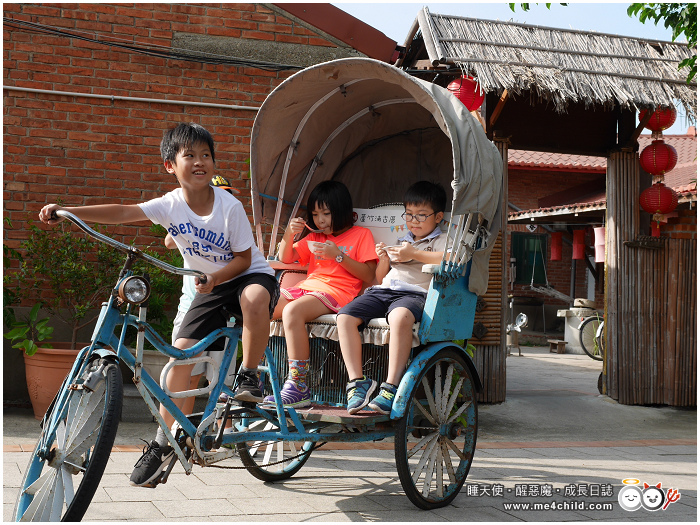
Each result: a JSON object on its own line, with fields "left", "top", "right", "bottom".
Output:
{"left": 61, "top": 466, "right": 75, "bottom": 508}
{"left": 411, "top": 433, "right": 439, "bottom": 484}
{"left": 21, "top": 468, "right": 58, "bottom": 522}
{"left": 421, "top": 439, "right": 439, "bottom": 497}
{"left": 407, "top": 431, "right": 438, "bottom": 460}
{"left": 420, "top": 376, "right": 439, "bottom": 420}
{"left": 412, "top": 397, "right": 437, "bottom": 426}
{"left": 444, "top": 376, "right": 464, "bottom": 417}
{"left": 435, "top": 440, "right": 444, "bottom": 498}
{"left": 262, "top": 439, "right": 274, "bottom": 465}
{"left": 65, "top": 387, "right": 104, "bottom": 457}
{"left": 48, "top": 468, "right": 64, "bottom": 521}
{"left": 444, "top": 434, "right": 468, "bottom": 461}
{"left": 446, "top": 399, "right": 472, "bottom": 425}
{"left": 440, "top": 439, "right": 457, "bottom": 483}
{"left": 433, "top": 365, "right": 444, "bottom": 419}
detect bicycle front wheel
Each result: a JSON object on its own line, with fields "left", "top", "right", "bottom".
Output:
{"left": 14, "top": 358, "right": 122, "bottom": 522}
{"left": 579, "top": 317, "right": 604, "bottom": 361}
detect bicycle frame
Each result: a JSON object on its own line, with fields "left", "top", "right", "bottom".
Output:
{"left": 36, "top": 212, "right": 400, "bottom": 476}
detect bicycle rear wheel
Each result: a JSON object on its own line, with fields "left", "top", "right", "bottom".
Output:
{"left": 236, "top": 419, "right": 316, "bottom": 482}
{"left": 395, "top": 347, "right": 478, "bottom": 509}
{"left": 579, "top": 317, "right": 604, "bottom": 361}
{"left": 14, "top": 358, "right": 122, "bottom": 522}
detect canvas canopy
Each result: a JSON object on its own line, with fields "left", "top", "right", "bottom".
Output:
{"left": 250, "top": 57, "right": 503, "bottom": 295}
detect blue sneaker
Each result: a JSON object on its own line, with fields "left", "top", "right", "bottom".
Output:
{"left": 368, "top": 383, "right": 397, "bottom": 415}
{"left": 346, "top": 377, "right": 377, "bottom": 415}
{"left": 263, "top": 380, "right": 311, "bottom": 408}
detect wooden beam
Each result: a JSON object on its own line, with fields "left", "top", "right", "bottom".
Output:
{"left": 489, "top": 90, "right": 509, "bottom": 129}
{"left": 625, "top": 110, "right": 653, "bottom": 149}
{"left": 412, "top": 59, "right": 453, "bottom": 70}
{"left": 583, "top": 250, "right": 598, "bottom": 280}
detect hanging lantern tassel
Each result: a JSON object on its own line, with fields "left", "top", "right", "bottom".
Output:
{"left": 550, "top": 231, "right": 562, "bottom": 260}
{"left": 572, "top": 229, "right": 585, "bottom": 260}
{"left": 593, "top": 226, "right": 605, "bottom": 263}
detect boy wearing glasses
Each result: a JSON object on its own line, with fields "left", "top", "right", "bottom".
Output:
{"left": 337, "top": 181, "right": 448, "bottom": 415}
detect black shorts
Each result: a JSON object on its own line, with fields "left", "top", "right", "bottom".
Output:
{"left": 176, "top": 272, "right": 279, "bottom": 346}
{"left": 338, "top": 287, "right": 426, "bottom": 330}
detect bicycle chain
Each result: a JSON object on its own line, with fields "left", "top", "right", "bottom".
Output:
{"left": 206, "top": 440, "right": 328, "bottom": 470}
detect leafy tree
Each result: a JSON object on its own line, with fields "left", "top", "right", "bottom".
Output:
{"left": 509, "top": 3, "right": 697, "bottom": 83}
{"left": 627, "top": 3, "right": 696, "bottom": 82}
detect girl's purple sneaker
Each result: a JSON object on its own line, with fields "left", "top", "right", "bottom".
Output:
{"left": 263, "top": 380, "right": 311, "bottom": 408}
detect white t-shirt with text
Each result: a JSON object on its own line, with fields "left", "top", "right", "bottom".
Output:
{"left": 139, "top": 187, "right": 273, "bottom": 285}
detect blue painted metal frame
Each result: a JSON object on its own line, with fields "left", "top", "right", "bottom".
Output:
{"left": 32, "top": 274, "right": 403, "bottom": 465}
{"left": 391, "top": 341, "right": 482, "bottom": 420}
{"left": 25, "top": 248, "right": 483, "bottom": 524}
{"left": 419, "top": 260, "right": 478, "bottom": 344}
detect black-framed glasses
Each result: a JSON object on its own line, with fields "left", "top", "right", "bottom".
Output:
{"left": 401, "top": 212, "right": 435, "bottom": 223}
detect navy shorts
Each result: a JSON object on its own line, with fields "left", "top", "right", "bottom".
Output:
{"left": 338, "top": 287, "right": 426, "bottom": 330}
{"left": 176, "top": 272, "right": 279, "bottom": 346}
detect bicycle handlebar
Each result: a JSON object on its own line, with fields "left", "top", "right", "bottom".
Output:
{"left": 54, "top": 210, "right": 207, "bottom": 283}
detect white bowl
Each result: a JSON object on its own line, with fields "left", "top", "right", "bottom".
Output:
{"left": 307, "top": 240, "right": 323, "bottom": 252}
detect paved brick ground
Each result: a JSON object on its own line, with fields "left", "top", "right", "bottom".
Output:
{"left": 4, "top": 347, "right": 696, "bottom": 521}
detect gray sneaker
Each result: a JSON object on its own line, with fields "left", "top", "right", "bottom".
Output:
{"left": 232, "top": 370, "right": 264, "bottom": 403}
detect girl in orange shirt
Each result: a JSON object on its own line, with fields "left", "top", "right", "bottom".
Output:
{"left": 264, "top": 181, "right": 378, "bottom": 407}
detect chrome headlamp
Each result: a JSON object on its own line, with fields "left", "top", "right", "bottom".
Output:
{"left": 117, "top": 276, "right": 151, "bottom": 305}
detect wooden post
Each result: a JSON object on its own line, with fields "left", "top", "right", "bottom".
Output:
{"left": 606, "top": 149, "right": 696, "bottom": 406}
{"left": 488, "top": 134, "right": 509, "bottom": 404}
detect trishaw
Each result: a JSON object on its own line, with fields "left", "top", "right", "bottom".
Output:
{"left": 13, "top": 58, "right": 503, "bottom": 521}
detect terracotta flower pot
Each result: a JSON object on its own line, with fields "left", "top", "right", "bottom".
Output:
{"left": 23, "top": 343, "right": 83, "bottom": 420}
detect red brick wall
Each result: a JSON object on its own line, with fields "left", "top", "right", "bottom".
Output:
{"left": 661, "top": 207, "right": 697, "bottom": 239}
{"left": 508, "top": 168, "right": 601, "bottom": 210}
{"left": 3, "top": 3, "right": 339, "bottom": 288}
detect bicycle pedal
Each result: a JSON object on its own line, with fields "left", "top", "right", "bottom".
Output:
{"left": 155, "top": 454, "right": 179, "bottom": 486}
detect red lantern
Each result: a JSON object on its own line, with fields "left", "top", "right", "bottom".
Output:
{"left": 639, "top": 182, "right": 679, "bottom": 237}
{"left": 639, "top": 140, "right": 677, "bottom": 176}
{"left": 550, "top": 231, "right": 562, "bottom": 261}
{"left": 639, "top": 107, "right": 677, "bottom": 131}
{"left": 572, "top": 229, "right": 585, "bottom": 260}
{"left": 447, "top": 75, "right": 485, "bottom": 111}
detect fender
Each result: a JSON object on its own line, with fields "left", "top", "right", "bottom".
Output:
{"left": 390, "top": 342, "right": 482, "bottom": 420}
{"left": 92, "top": 346, "right": 119, "bottom": 362}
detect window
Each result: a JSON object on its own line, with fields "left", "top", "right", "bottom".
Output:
{"left": 511, "top": 233, "right": 547, "bottom": 285}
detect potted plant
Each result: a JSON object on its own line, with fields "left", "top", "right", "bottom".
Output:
{"left": 3, "top": 218, "right": 123, "bottom": 418}
{"left": 4, "top": 218, "right": 182, "bottom": 418}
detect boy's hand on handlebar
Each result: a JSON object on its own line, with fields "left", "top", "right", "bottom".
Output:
{"left": 195, "top": 274, "right": 214, "bottom": 294}
{"left": 39, "top": 204, "right": 64, "bottom": 225}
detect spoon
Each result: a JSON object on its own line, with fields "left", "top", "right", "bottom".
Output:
{"left": 304, "top": 222, "right": 325, "bottom": 234}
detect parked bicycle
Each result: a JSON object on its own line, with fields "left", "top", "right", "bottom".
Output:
{"left": 578, "top": 313, "right": 605, "bottom": 361}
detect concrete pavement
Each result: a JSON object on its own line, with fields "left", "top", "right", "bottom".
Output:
{"left": 3, "top": 346, "right": 697, "bottom": 521}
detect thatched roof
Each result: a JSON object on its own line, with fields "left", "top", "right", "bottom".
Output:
{"left": 408, "top": 7, "right": 696, "bottom": 117}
